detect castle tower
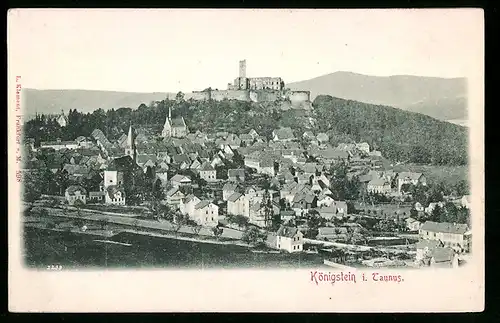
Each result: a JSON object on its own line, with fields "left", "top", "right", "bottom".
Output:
{"left": 239, "top": 60, "right": 246, "bottom": 78}
{"left": 125, "top": 123, "right": 136, "bottom": 163}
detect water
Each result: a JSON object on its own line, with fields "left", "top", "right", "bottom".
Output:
{"left": 23, "top": 227, "right": 326, "bottom": 269}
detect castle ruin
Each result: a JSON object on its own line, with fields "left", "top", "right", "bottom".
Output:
{"left": 180, "top": 60, "right": 312, "bottom": 109}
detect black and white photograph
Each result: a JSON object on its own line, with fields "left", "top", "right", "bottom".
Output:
{"left": 8, "top": 9, "right": 484, "bottom": 312}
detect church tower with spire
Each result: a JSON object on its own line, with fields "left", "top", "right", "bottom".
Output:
{"left": 162, "top": 106, "right": 172, "bottom": 138}
{"left": 161, "top": 104, "right": 188, "bottom": 138}
{"left": 125, "top": 123, "right": 137, "bottom": 163}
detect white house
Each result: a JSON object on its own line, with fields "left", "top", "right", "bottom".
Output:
{"left": 419, "top": 221, "right": 471, "bottom": 252}
{"left": 414, "top": 202, "right": 424, "bottom": 212}
{"left": 249, "top": 202, "right": 280, "bottom": 228}
{"left": 317, "top": 194, "right": 335, "bottom": 207}
{"left": 461, "top": 195, "right": 471, "bottom": 209}
{"left": 425, "top": 202, "right": 445, "bottom": 214}
{"left": 155, "top": 168, "right": 169, "bottom": 186}
{"left": 105, "top": 185, "right": 126, "bottom": 205}
{"left": 367, "top": 178, "right": 392, "bottom": 195}
{"left": 272, "top": 127, "right": 295, "bottom": 142}
{"left": 228, "top": 168, "right": 245, "bottom": 182}
{"left": 170, "top": 174, "right": 192, "bottom": 188}
{"left": 165, "top": 187, "right": 186, "bottom": 207}
{"left": 276, "top": 226, "right": 303, "bottom": 253}
{"left": 190, "top": 200, "right": 219, "bottom": 227}
{"left": 227, "top": 193, "right": 250, "bottom": 217}
{"left": 179, "top": 194, "right": 202, "bottom": 216}
{"left": 405, "top": 217, "right": 422, "bottom": 231}
{"left": 65, "top": 185, "right": 87, "bottom": 205}
{"left": 199, "top": 162, "right": 217, "bottom": 182}
{"left": 415, "top": 239, "right": 442, "bottom": 262}
{"left": 356, "top": 142, "right": 370, "bottom": 154}
{"left": 396, "top": 172, "right": 426, "bottom": 193}
{"left": 222, "top": 183, "right": 239, "bottom": 201}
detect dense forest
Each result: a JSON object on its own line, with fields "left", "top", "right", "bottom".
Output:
{"left": 312, "top": 95, "right": 468, "bottom": 166}
{"left": 24, "top": 94, "right": 468, "bottom": 166}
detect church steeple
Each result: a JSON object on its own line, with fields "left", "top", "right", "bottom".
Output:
{"left": 168, "top": 105, "right": 172, "bottom": 120}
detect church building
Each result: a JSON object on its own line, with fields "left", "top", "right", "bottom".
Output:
{"left": 162, "top": 106, "right": 188, "bottom": 138}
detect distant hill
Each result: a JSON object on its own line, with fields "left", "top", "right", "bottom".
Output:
{"left": 22, "top": 89, "right": 175, "bottom": 118}
{"left": 287, "top": 71, "right": 467, "bottom": 122}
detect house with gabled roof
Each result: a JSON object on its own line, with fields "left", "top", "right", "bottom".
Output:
{"left": 396, "top": 172, "right": 426, "bottom": 193}
{"left": 248, "top": 129, "right": 259, "bottom": 139}
{"left": 199, "top": 162, "right": 217, "bottom": 182}
{"left": 276, "top": 226, "right": 303, "bottom": 253}
{"left": 227, "top": 192, "right": 250, "bottom": 217}
{"left": 105, "top": 185, "right": 126, "bottom": 205}
{"left": 316, "top": 132, "right": 329, "bottom": 144}
{"left": 228, "top": 168, "right": 245, "bottom": 182}
{"left": 65, "top": 185, "right": 87, "bottom": 205}
{"left": 223, "top": 183, "right": 240, "bottom": 201}
{"left": 179, "top": 194, "right": 202, "bottom": 217}
{"left": 429, "top": 247, "right": 459, "bottom": 268}
{"left": 249, "top": 201, "right": 280, "bottom": 228}
{"left": 272, "top": 127, "right": 295, "bottom": 142}
{"left": 170, "top": 174, "right": 192, "bottom": 187}
{"left": 190, "top": 200, "right": 219, "bottom": 227}
{"left": 155, "top": 167, "right": 169, "bottom": 186}
{"left": 367, "top": 177, "right": 392, "bottom": 195}
{"left": 419, "top": 221, "right": 471, "bottom": 252}
{"left": 166, "top": 186, "right": 186, "bottom": 207}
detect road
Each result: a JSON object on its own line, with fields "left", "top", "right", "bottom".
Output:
{"left": 32, "top": 205, "right": 245, "bottom": 241}
{"left": 304, "top": 238, "right": 416, "bottom": 255}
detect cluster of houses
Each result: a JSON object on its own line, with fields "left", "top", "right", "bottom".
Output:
{"left": 415, "top": 220, "right": 472, "bottom": 267}
{"left": 23, "top": 111, "right": 474, "bottom": 261}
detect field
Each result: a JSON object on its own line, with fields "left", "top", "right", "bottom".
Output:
{"left": 392, "top": 163, "right": 469, "bottom": 186}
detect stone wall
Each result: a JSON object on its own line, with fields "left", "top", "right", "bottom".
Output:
{"left": 184, "top": 91, "right": 211, "bottom": 101}
{"left": 210, "top": 90, "right": 251, "bottom": 101}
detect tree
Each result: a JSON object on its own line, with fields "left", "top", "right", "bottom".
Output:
{"left": 229, "top": 214, "right": 249, "bottom": 229}
{"left": 456, "top": 206, "right": 470, "bottom": 225}
{"left": 212, "top": 225, "right": 224, "bottom": 240}
{"left": 98, "top": 218, "right": 109, "bottom": 230}
{"left": 23, "top": 172, "right": 44, "bottom": 210}
{"left": 373, "top": 219, "right": 397, "bottom": 232}
{"left": 241, "top": 226, "right": 267, "bottom": 246}
{"left": 73, "top": 199, "right": 84, "bottom": 218}
{"left": 191, "top": 224, "right": 202, "bottom": 235}
{"left": 132, "top": 219, "right": 139, "bottom": 231}
{"left": 431, "top": 205, "right": 445, "bottom": 222}
{"left": 176, "top": 91, "right": 185, "bottom": 102}
{"left": 410, "top": 208, "right": 418, "bottom": 218}
{"left": 262, "top": 189, "right": 274, "bottom": 229}
{"left": 444, "top": 202, "right": 458, "bottom": 223}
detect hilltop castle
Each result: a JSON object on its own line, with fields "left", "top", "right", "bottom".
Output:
{"left": 178, "top": 60, "right": 311, "bottom": 109}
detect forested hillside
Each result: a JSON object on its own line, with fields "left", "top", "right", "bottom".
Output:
{"left": 312, "top": 95, "right": 468, "bottom": 165}
{"left": 24, "top": 96, "right": 468, "bottom": 166}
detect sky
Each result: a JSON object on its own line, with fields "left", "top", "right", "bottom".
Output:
{"left": 8, "top": 9, "right": 483, "bottom": 93}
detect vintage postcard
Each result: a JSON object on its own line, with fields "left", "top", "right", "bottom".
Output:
{"left": 8, "top": 9, "right": 484, "bottom": 312}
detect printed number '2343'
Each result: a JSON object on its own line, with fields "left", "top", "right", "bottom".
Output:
{"left": 47, "top": 265, "right": 63, "bottom": 270}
